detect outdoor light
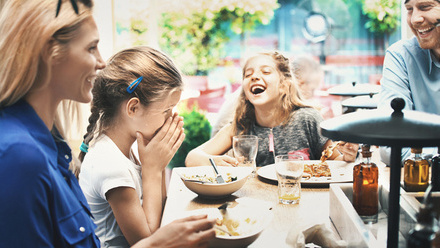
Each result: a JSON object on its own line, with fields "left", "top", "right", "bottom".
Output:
{"left": 302, "top": 11, "right": 330, "bottom": 43}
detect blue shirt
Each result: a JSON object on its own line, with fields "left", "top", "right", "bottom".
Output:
{"left": 0, "top": 100, "right": 100, "bottom": 248}
{"left": 379, "top": 37, "right": 440, "bottom": 163}
{"left": 379, "top": 36, "right": 440, "bottom": 113}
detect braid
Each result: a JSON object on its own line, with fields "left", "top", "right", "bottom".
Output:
{"left": 78, "top": 102, "right": 100, "bottom": 162}
{"left": 77, "top": 46, "right": 183, "bottom": 164}
{"left": 78, "top": 80, "right": 106, "bottom": 163}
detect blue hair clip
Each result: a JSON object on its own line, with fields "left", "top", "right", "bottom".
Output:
{"left": 80, "top": 142, "right": 89, "bottom": 153}
{"left": 127, "top": 76, "right": 143, "bottom": 93}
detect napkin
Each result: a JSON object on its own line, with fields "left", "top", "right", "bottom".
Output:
{"left": 286, "top": 223, "right": 347, "bottom": 248}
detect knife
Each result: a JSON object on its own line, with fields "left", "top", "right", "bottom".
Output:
{"left": 209, "top": 158, "right": 225, "bottom": 184}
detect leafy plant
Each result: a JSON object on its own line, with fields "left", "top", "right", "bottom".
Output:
{"left": 168, "top": 104, "right": 212, "bottom": 168}
{"left": 360, "top": 0, "right": 400, "bottom": 35}
{"left": 159, "top": 0, "right": 279, "bottom": 76}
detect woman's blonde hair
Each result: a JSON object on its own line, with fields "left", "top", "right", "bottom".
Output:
{"left": 78, "top": 46, "right": 183, "bottom": 162}
{"left": 0, "top": 0, "right": 94, "bottom": 175}
{"left": 233, "top": 51, "right": 310, "bottom": 134}
{"left": 0, "top": 0, "right": 93, "bottom": 108}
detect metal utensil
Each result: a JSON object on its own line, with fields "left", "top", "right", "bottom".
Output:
{"left": 214, "top": 225, "right": 233, "bottom": 236}
{"left": 209, "top": 158, "right": 225, "bottom": 184}
{"left": 217, "top": 202, "right": 231, "bottom": 235}
{"left": 218, "top": 202, "right": 230, "bottom": 212}
{"left": 183, "top": 179, "right": 213, "bottom": 184}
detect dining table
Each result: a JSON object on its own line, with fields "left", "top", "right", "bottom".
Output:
{"left": 160, "top": 152, "right": 393, "bottom": 248}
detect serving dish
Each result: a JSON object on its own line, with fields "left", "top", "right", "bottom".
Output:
{"left": 257, "top": 160, "right": 352, "bottom": 186}
{"left": 175, "top": 166, "right": 252, "bottom": 198}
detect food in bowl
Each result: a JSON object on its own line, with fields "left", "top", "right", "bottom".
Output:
{"left": 173, "top": 201, "right": 273, "bottom": 248}
{"left": 215, "top": 216, "right": 258, "bottom": 236}
{"left": 175, "top": 166, "right": 252, "bottom": 198}
{"left": 181, "top": 173, "right": 237, "bottom": 184}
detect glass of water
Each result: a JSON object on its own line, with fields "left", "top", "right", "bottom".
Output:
{"left": 275, "top": 155, "right": 304, "bottom": 204}
{"left": 232, "top": 135, "right": 258, "bottom": 177}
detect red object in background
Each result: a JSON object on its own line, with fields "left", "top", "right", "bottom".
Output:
{"left": 288, "top": 148, "right": 311, "bottom": 160}
{"left": 199, "top": 85, "right": 226, "bottom": 98}
{"left": 369, "top": 74, "right": 382, "bottom": 85}
{"left": 185, "top": 85, "right": 227, "bottom": 113}
{"left": 325, "top": 55, "right": 384, "bottom": 66}
{"left": 231, "top": 83, "right": 241, "bottom": 93}
{"left": 185, "top": 96, "right": 226, "bottom": 113}
{"left": 183, "top": 75, "right": 208, "bottom": 91}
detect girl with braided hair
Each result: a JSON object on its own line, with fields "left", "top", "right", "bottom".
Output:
{"left": 186, "top": 51, "right": 358, "bottom": 168}
{"left": 78, "top": 46, "right": 189, "bottom": 247}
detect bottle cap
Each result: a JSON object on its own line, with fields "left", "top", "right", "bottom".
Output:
{"left": 361, "top": 144, "right": 371, "bottom": 158}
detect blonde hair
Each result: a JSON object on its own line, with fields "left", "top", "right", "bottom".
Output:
{"left": 0, "top": 0, "right": 94, "bottom": 175}
{"left": 0, "top": 0, "right": 93, "bottom": 108}
{"left": 233, "top": 51, "right": 310, "bottom": 134}
{"left": 79, "top": 46, "right": 183, "bottom": 162}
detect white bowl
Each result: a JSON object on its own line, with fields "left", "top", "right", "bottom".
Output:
{"left": 175, "top": 166, "right": 252, "bottom": 198}
{"left": 182, "top": 203, "right": 273, "bottom": 248}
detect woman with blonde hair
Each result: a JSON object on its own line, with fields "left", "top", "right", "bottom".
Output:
{"left": 186, "top": 51, "right": 358, "bottom": 168}
{"left": 0, "top": 1, "right": 214, "bottom": 247}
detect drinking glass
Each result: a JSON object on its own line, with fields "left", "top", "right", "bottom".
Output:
{"left": 232, "top": 135, "right": 258, "bottom": 177}
{"left": 275, "top": 155, "right": 304, "bottom": 204}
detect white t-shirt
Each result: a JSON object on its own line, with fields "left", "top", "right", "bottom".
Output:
{"left": 79, "top": 134, "right": 142, "bottom": 248}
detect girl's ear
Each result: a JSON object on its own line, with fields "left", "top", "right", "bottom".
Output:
{"left": 126, "top": 97, "right": 141, "bottom": 118}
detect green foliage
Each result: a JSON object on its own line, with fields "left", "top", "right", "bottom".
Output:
{"left": 159, "top": 1, "right": 279, "bottom": 76}
{"left": 168, "top": 105, "right": 212, "bottom": 168}
{"left": 361, "top": 0, "right": 400, "bottom": 35}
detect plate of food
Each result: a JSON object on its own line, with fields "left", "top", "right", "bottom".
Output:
{"left": 257, "top": 160, "right": 353, "bottom": 186}
{"left": 258, "top": 141, "right": 355, "bottom": 186}
{"left": 177, "top": 199, "right": 273, "bottom": 248}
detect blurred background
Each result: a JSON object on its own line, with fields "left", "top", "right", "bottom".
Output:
{"left": 88, "top": 0, "right": 405, "bottom": 120}
{"left": 0, "top": 0, "right": 409, "bottom": 166}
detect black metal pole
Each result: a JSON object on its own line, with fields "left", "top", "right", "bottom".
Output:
{"left": 387, "top": 146, "right": 402, "bottom": 248}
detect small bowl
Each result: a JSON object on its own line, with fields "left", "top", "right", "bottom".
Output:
{"left": 176, "top": 166, "right": 252, "bottom": 198}
{"left": 181, "top": 203, "right": 273, "bottom": 248}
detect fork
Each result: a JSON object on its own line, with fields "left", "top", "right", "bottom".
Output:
{"left": 209, "top": 158, "right": 225, "bottom": 184}
{"left": 214, "top": 225, "right": 233, "bottom": 236}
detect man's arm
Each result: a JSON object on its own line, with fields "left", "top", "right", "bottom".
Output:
{"left": 379, "top": 48, "right": 414, "bottom": 111}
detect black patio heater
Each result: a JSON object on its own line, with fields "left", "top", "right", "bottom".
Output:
{"left": 320, "top": 98, "right": 440, "bottom": 248}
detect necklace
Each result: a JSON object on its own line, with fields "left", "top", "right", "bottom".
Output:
{"left": 269, "top": 128, "right": 276, "bottom": 162}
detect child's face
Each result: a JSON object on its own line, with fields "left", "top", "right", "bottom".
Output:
{"left": 135, "top": 90, "right": 182, "bottom": 141}
{"left": 242, "top": 55, "right": 282, "bottom": 108}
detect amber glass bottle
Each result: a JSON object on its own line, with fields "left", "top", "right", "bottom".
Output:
{"left": 353, "top": 144, "right": 379, "bottom": 223}
{"left": 404, "top": 147, "right": 429, "bottom": 192}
